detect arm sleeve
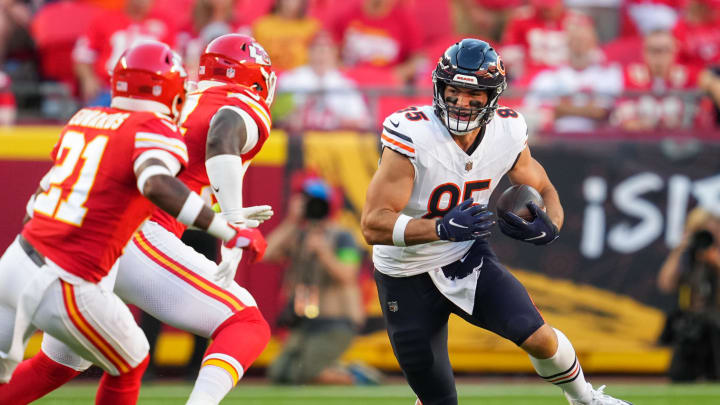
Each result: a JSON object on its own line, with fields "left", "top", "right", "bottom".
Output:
{"left": 205, "top": 154, "right": 246, "bottom": 213}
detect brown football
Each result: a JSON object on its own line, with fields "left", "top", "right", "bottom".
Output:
{"left": 496, "top": 184, "right": 544, "bottom": 220}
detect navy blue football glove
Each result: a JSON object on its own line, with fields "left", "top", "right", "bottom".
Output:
{"left": 498, "top": 202, "right": 559, "bottom": 245}
{"left": 441, "top": 239, "right": 487, "bottom": 280}
{"left": 436, "top": 198, "right": 496, "bottom": 242}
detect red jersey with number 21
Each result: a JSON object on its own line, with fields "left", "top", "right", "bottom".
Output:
{"left": 22, "top": 107, "right": 188, "bottom": 282}
{"left": 150, "top": 83, "right": 272, "bottom": 237}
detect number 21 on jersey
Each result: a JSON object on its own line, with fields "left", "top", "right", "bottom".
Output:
{"left": 34, "top": 131, "right": 108, "bottom": 226}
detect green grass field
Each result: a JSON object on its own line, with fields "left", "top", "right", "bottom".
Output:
{"left": 32, "top": 382, "right": 720, "bottom": 405}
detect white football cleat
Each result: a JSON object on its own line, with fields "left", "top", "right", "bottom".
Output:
{"left": 565, "top": 384, "right": 632, "bottom": 405}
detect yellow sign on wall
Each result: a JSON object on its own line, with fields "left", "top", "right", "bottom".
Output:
{"left": 0, "top": 126, "right": 288, "bottom": 165}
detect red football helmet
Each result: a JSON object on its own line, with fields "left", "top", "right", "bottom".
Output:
{"left": 111, "top": 40, "right": 187, "bottom": 119}
{"left": 199, "top": 34, "right": 277, "bottom": 106}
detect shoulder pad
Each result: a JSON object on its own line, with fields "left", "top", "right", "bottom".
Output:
{"left": 224, "top": 89, "right": 272, "bottom": 135}
{"left": 380, "top": 109, "right": 419, "bottom": 159}
{"left": 495, "top": 106, "right": 528, "bottom": 146}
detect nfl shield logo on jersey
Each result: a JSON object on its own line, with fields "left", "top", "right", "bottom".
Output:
{"left": 227, "top": 68, "right": 236, "bottom": 79}
{"left": 388, "top": 301, "right": 399, "bottom": 312}
{"left": 152, "top": 85, "right": 162, "bottom": 96}
{"left": 465, "top": 161, "right": 473, "bottom": 171}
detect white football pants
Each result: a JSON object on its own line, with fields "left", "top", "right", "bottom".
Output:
{"left": 40, "top": 220, "right": 258, "bottom": 371}
{"left": 0, "top": 237, "right": 149, "bottom": 382}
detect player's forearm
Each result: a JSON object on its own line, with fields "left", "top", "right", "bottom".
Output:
{"left": 361, "top": 209, "right": 438, "bottom": 246}
{"left": 206, "top": 154, "right": 246, "bottom": 213}
{"left": 539, "top": 185, "right": 563, "bottom": 230}
{"left": 143, "top": 175, "right": 235, "bottom": 241}
{"left": 143, "top": 175, "right": 212, "bottom": 228}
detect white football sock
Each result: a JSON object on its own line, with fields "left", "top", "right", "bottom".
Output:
{"left": 529, "top": 328, "right": 591, "bottom": 403}
{"left": 186, "top": 365, "right": 235, "bottom": 405}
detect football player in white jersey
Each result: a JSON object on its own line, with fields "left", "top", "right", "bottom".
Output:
{"left": 361, "top": 39, "right": 631, "bottom": 405}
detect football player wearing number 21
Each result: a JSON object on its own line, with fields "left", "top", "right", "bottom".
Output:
{"left": 361, "top": 39, "right": 631, "bottom": 405}
{"left": 0, "top": 41, "right": 264, "bottom": 405}
{"left": 0, "top": 35, "right": 276, "bottom": 405}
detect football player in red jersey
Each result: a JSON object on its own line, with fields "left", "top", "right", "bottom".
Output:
{"left": 0, "top": 34, "right": 278, "bottom": 405}
{"left": 0, "top": 41, "right": 266, "bottom": 405}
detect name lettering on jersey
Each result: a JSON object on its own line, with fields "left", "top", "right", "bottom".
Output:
{"left": 68, "top": 109, "right": 130, "bottom": 130}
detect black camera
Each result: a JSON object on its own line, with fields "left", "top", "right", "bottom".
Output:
{"left": 689, "top": 230, "right": 715, "bottom": 254}
{"left": 304, "top": 195, "right": 330, "bottom": 220}
{"left": 301, "top": 179, "right": 331, "bottom": 220}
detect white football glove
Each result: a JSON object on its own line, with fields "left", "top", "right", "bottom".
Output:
{"left": 215, "top": 245, "right": 243, "bottom": 289}
{"left": 221, "top": 205, "right": 274, "bottom": 228}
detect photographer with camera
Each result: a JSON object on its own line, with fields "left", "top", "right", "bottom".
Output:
{"left": 264, "top": 175, "right": 372, "bottom": 385}
{"left": 658, "top": 207, "right": 720, "bottom": 381}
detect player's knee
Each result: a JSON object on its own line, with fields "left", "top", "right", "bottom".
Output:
{"left": 242, "top": 307, "right": 271, "bottom": 344}
{"left": 506, "top": 315, "right": 544, "bottom": 345}
{"left": 520, "top": 323, "right": 557, "bottom": 358}
{"left": 128, "top": 355, "right": 150, "bottom": 376}
{"left": 216, "top": 307, "right": 271, "bottom": 345}
{"left": 252, "top": 310, "right": 272, "bottom": 345}
{"left": 110, "top": 355, "right": 149, "bottom": 381}
{"left": 392, "top": 330, "right": 434, "bottom": 372}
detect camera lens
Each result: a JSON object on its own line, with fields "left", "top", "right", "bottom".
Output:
{"left": 690, "top": 230, "right": 714, "bottom": 250}
{"left": 304, "top": 196, "right": 330, "bottom": 220}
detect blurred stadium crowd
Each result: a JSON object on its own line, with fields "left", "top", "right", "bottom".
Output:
{"left": 3, "top": 0, "right": 720, "bottom": 135}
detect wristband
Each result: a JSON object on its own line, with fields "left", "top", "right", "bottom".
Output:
{"left": 177, "top": 192, "right": 205, "bottom": 226}
{"left": 207, "top": 214, "right": 236, "bottom": 242}
{"left": 392, "top": 214, "right": 413, "bottom": 247}
{"left": 136, "top": 165, "right": 171, "bottom": 194}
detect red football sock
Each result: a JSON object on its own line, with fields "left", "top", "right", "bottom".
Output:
{"left": 0, "top": 351, "right": 81, "bottom": 404}
{"left": 186, "top": 308, "right": 270, "bottom": 403}
{"left": 95, "top": 355, "right": 149, "bottom": 405}
{"left": 207, "top": 307, "right": 271, "bottom": 371}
